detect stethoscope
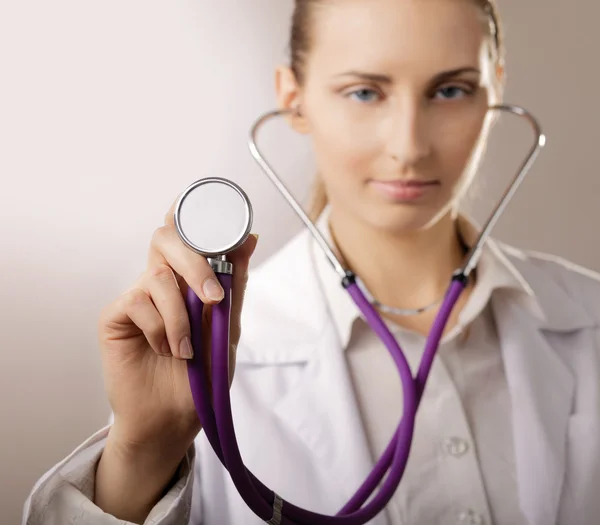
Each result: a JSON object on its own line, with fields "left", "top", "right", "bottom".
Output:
{"left": 173, "top": 105, "right": 545, "bottom": 525}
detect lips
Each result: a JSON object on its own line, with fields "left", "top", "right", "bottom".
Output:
{"left": 369, "top": 179, "right": 440, "bottom": 201}
{"left": 376, "top": 179, "right": 438, "bottom": 187}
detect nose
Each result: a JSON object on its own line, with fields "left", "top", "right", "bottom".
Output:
{"left": 385, "top": 99, "right": 432, "bottom": 170}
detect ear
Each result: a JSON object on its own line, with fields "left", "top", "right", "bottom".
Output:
{"left": 493, "top": 62, "right": 505, "bottom": 101}
{"left": 496, "top": 62, "right": 505, "bottom": 81}
{"left": 496, "top": 63, "right": 505, "bottom": 89}
{"left": 485, "top": 62, "right": 505, "bottom": 124}
{"left": 275, "top": 65, "right": 310, "bottom": 134}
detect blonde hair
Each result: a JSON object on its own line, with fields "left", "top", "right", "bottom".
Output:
{"left": 288, "top": 0, "right": 505, "bottom": 222}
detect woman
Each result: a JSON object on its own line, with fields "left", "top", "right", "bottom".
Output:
{"left": 23, "top": 0, "right": 600, "bottom": 524}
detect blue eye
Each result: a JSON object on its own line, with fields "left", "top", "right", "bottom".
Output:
{"left": 434, "top": 85, "right": 471, "bottom": 100}
{"left": 348, "top": 88, "right": 381, "bottom": 103}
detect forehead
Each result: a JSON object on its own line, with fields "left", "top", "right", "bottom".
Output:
{"left": 309, "top": 0, "right": 488, "bottom": 74}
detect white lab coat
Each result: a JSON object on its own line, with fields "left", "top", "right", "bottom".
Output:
{"left": 23, "top": 228, "right": 600, "bottom": 525}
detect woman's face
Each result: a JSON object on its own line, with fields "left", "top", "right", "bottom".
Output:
{"left": 281, "top": 0, "right": 500, "bottom": 233}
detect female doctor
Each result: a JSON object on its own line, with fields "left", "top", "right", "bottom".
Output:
{"left": 23, "top": 0, "right": 600, "bottom": 524}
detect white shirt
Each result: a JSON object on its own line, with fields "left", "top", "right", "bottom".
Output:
{"left": 313, "top": 209, "right": 533, "bottom": 525}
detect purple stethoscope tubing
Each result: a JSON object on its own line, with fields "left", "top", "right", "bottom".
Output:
{"left": 181, "top": 105, "right": 546, "bottom": 524}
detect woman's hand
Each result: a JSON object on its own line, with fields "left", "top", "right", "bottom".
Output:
{"left": 94, "top": 197, "right": 258, "bottom": 522}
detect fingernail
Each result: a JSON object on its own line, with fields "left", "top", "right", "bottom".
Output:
{"left": 250, "top": 234, "right": 259, "bottom": 256}
{"left": 161, "top": 339, "right": 171, "bottom": 356}
{"left": 203, "top": 278, "right": 224, "bottom": 301}
{"left": 180, "top": 337, "right": 193, "bottom": 359}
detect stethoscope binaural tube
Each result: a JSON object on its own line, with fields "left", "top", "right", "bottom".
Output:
{"left": 176, "top": 104, "right": 546, "bottom": 524}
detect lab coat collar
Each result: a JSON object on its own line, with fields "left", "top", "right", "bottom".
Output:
{"left": 494, "top": 241, "right": 597, "bottom": 331}
{"left": 312, "top": 207, "right": 543, "bottom": 349}
{"left": 239, "top": 219, "right": 595, "bottom": 366}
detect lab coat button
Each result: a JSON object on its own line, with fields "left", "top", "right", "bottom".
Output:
{"left": 457, "top": 509, "right": 484, "bottom": 525}
{"left": 443, "top": 436, "right": 469, "bottom": 457}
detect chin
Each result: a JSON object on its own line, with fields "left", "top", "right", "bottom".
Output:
{"left": 362, "top": 201, "right": 450, "bottom": 235}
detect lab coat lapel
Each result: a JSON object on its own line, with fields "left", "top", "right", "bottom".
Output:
{"left": 246, "top": 234, "right": 386, "bottom": 523}
{"left": 492, "top": 292, "right": 573, "bottom": 525}
{"left": 489, "top": 243, "right": 600, "bottom": 525}
{"left": 271, "top": 314, "right": 389, "bottom": 524}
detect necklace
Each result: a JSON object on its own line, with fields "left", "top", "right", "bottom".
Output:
{"left": 354, "top": 234, "right": 472, "bottom": 317}
{"left": 355, "top": 276, "right": 445, "bottom": 316}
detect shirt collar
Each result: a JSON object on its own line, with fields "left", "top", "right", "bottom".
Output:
{"left": 311, "top": 206, "right": 542, "bottom": 348}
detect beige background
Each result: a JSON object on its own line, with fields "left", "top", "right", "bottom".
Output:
{"left": 1, "top": 1, "right": 598, "bottom": 523}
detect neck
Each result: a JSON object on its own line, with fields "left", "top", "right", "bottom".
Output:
{"left": 328, "top": 207, "right": 466, "bottom": 312}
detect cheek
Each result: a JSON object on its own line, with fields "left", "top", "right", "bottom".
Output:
{"left": 432, "top": 105, "right": 488, "bottom": 181}
{"left": 309, "top": 135, "right": 372, "bottom": 205}
{"left": 307, "top": 103, "right": 381, "bottom": 186}
{"left": 312, "top": 129, "right": 376, "bottom": 172}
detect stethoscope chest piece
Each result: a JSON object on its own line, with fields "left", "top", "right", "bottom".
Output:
{"left": 174, "top": 177, "right": 253, "bottom": 272}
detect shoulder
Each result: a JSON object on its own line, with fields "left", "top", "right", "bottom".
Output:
{"left": 497, "top": 240, "right": 600, "bottom": 321}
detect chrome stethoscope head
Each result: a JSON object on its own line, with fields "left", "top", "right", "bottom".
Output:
{"left": 174, "top": 177, "right": 254, "bottom": 273}
{"left": 248, "top": 105, "right": 546, "bottom": 282}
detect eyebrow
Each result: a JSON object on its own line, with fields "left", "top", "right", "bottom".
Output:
{"left": 334, "top": 67, "right": 481, "bottom": 84}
